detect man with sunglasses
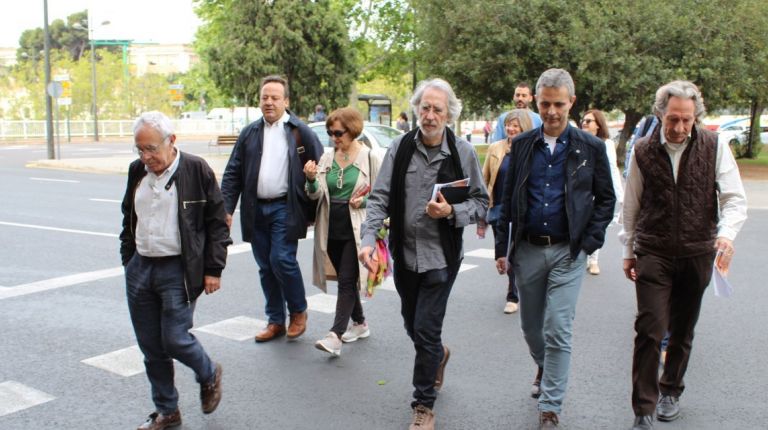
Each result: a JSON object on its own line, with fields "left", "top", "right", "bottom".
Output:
{"left": 359, "top": 78, "right": 488, "bottom": 430}
{"left": 121, "top": 111, "right": 231, "bottom": 429}
{"left": 221, "top": 75, "right": 323, "bottom": 343}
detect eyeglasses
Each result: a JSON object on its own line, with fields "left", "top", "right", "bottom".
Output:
{"left": 326, "top": 129, "right": 347, "bottom": 138}
{"left": 134, "top": 138, "right": 169, "bottom": 157}
{"left": 581, "top": 119, "right": 595, "bottom": 125}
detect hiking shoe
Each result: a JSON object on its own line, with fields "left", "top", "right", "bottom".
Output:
{"left": 409, "top": 404, "right": 435, "bottom": 429}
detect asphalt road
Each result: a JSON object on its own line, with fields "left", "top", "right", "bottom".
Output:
{"left": 1, "top": 141, "right": 767, "bottom": 429}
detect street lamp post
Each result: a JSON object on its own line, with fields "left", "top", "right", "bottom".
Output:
{"left": 43, "top": 0, "right": 54, "bottom": 159}
{"left": 76, "top": 19, "right": 110, "bottom": 142}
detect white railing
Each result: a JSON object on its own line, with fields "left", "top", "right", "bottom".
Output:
{"left": 0, "top": 120, "right": 243, "bottom": 140}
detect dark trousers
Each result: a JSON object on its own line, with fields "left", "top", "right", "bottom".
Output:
{"left": 393, "top": 265, "right": 458, "bottom": 409}
{"left": 126, "top": 254, "right": 215, "bottom": 415}
{"left": 491, "top": 223, "right": 518, "bottom": 302}
{"left": 327, "top": 238, "right": 364, "bottom": 337}
{"left": 250, "top": 200, "right": 307, "bottom": 324}
{"left": 631, "top": 251, "right": 715, "bottom": 415}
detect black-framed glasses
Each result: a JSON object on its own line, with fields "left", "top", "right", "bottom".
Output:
{"left": 326, "top": 129, "right": 347, "bottom": 138}
{"left": 581, "top": 119, "right": 595, "bottom": 125}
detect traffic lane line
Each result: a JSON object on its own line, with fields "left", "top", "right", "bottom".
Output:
{"left": 0, "top": 221, "right": 118, "bottom": 238}
{"left": 29, "top": 177, "right": 80, "bottom": 183}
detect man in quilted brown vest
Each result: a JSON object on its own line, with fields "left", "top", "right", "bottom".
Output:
{"left": 620, "top": 80, "right": 747, "bottom": 430}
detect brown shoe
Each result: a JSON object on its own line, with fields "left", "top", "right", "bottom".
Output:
{"left": 531, "top": 366, "right": 544, "bottom": 398}
{"left": 255, "top": 323, "right": 286, "bottom": 342}
{"left": 136, "top": 410, "right": 181, "bottom": 430}
{"left": 286, "top": 311, "right": 307, "bottom": 339}
{"left": 409, "top": 404, "right": 435, "bottom": 429}
{"left": 200, "top": 362, "right": 222, "bottom": 414}
{"left": 540, "top": 411, "right": 559, "bottom": 429}
{"left": 434, "top": 345, "right": 450, "bottom": 391}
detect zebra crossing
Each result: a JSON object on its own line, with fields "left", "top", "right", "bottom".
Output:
{"left": 0, "top": 248, "right": 497, "bottom": 418}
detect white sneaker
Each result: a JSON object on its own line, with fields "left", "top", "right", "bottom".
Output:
{"left": 314, "top": 332, "right": 341, "bottom": 356}
{"left": 503, "top": 302, "right": 519, "bottom": 314}
{"left": 341, "top": 321, "right": 370, "bottom": 343}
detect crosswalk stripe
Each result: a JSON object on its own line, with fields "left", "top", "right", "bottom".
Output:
{"left": 81, "top": 345, "right": 145, "bottom": 377}
{"left": 0, "top": 381, "right": 56, "bottom": 417}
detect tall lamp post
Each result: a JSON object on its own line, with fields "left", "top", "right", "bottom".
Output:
{"left": 43, "top": 0, "right": 54, "bottom": 159}
{"left": 75, "top": 19, "right": 110, "bottom": 142}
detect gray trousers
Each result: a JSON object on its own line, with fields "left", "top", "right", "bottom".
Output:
{"left": 513, "top": 240, "right": 586, "bottom": 414}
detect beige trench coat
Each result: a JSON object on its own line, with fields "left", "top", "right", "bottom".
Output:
{"left": 482, "top": 138, "right": 510, "bottom": 209}
{"left": 306, "top": 145, "right": 382, "bottom": 292}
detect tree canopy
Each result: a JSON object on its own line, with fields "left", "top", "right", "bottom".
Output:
{"left": 195, "top": 0, "right": 356, "bottom": 116}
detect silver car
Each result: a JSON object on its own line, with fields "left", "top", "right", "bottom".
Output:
{"left": 308, "top": 121, "right": 403, "bottom": 159}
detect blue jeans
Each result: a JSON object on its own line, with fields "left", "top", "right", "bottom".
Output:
{"left": 250, "top": 200, "right": 307, "bottom": 324}
{"left": 393, "top": 265, "right": 458, "bottom": 409}
{"left": 125, "top": 254, "right": 215, "bottom": 415}
{"left": 513, "top": 240, "right": 586, "bottom": 414}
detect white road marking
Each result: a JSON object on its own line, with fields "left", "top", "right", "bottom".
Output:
{"left": 464, "top": 248, "right": 495, "bottom": 259}
{"left": 458, "top": 263, "right": 478, "bottom": 272}
{"left": 0, "top": 381, "right": 56, "bottom": 417}
{"left": 81, "top": 345, "right": 145, "bottom": 377}
{"left": 194, "top": 316, "right": 267, "bottom": 341}
{"left": 306, "top": 293, "right": 338, "bottom": 314}
{"left": 89, "top": 198, "right": 121, "bottom": 203}
{"left": 29, "top": 177, "right": 79, "bottom": 183}
{"left": 0, "top": 267, "right": 124, "bottom": 300}
{"left": 0, "top": 242, "right": 254, "bottom": 300}
{"left": 0, "top": 145, "right": 29, "bottom": 150}
{"left": 0, "top": 221, "right": 118, "bottom": 238}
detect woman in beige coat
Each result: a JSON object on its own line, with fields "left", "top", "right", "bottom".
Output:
{"left": 303, "top": 107, "right": 382, "bottom": 357}
{"left": 482, "top": 109, "right": 533, "bottom": 314}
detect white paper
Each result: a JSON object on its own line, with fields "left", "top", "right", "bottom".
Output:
{"left": 713, "top": 265, "right": 733, "bottom": 298}
{"left": 431, "top": 178, "right": 470, "bottom": 201}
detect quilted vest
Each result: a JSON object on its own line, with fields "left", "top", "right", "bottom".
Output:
{"left": 634, "top": 126, "right": 718, "bottom": 257}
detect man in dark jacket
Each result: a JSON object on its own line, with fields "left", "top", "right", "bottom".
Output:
{"left": 120, "top": 111, "right": 231, "bottom": 430}
{"left": 496, "top": 69, "right": 615, "bottom": 429}
{"left": 221, "top": 75, "right": 323, "bottom": 343}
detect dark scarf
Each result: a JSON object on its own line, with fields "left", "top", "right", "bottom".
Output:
{"left": 389, "top": 127, "right": 465, "bottom": 268}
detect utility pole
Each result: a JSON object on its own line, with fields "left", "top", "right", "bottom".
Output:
{"left": 43, "top": 0, "right": 54, "bottom": 159}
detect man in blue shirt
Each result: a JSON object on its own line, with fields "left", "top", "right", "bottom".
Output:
{"left": 495, "top": 69, "right": 615, "bottom": 429}
{"left": 491, "top": 82, "right": 543, "bottom": 141}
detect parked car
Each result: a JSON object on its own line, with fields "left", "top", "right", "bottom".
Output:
{"left": 730, "top": 126, "right": 768, "bottom": 146}
{"left": 717, "top": 121, "right": 750, "bottom": 146}
{"left": 308, "top": 121, "right": 403, "bottom": 159}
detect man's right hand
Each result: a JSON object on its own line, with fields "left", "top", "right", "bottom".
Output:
{"left": 623, "top": 258, "right": 637, "bottom": 281}
{"left": 358, "top": 246, "right": 375, "bottom": 271}
{"left": 495, "top": 257, "right": 507, "bottom": 275}
{"left": 226, "top": 213, "right": 233, "bottom": 229}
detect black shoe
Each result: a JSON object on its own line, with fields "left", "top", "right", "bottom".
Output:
{"left": 656, "top": 395, "right": 680, "bottom": 422}
{"left": 531, "top": 366, "right": 543, "bottom": 399}
{"left": 631, "top": 415, "right": 653, "bottom": 430}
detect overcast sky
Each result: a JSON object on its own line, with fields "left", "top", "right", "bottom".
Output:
{"left": 0, "top": 0, "right": 201, "bottom": 48}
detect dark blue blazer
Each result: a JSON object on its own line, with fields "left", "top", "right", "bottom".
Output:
{"left": 221, "top": 112, "right": 323, "bottom": 242}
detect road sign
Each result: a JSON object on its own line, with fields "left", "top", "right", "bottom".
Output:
{"left": 46, "top": 81, "right": 63, "bottom": 98}
{"left": 53, "top": 74, "right": 72, "bottom": 106}
{"left": 169, "top": 84, "right": 184, "bottom": 107}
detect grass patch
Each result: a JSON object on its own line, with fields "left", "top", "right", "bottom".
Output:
{"left": 474, "top": 144, "right": 489, "bottom": 166}
{"left": 736, "top": 150, "right": 768, "bottom": 167}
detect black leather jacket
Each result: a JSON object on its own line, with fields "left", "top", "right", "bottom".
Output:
{"left": 495, "top": 126, "right": 616, "bottom": 259}
{"left": 120, "top": 152, "right": 232, "bottom": 302}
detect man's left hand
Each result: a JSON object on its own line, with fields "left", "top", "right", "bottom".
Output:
{"left": 204, "top": 276, "right": 221, "bottom": 295}
{"left": 714, "top": 237, "right": 735, "bottom": 275}
{"left": 426, "top": 192, "right": 453, "bottom": 219}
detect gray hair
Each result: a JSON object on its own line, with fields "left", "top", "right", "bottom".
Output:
{"left": 133, "top": 111, "right": 174, "bottom": 139}
{"left": 535, "top": 68, "right": 575, "bottom": 98}
{"left": 410, "top": 78, "right": 463, "bottom": 123}
{"left": 652, "top": 80, "right": 706, "bottom": 121}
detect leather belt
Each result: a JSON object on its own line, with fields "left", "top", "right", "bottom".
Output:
{"left": 257, "top": 195, "right": 287, "bottom": 204}
{"left": 524, "top": 234, "right": 568, "bottom": 247}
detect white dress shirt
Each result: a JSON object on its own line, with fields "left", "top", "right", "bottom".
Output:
{"left": 257, "top": 111, "right": 291, "bottom": 199}
{"left": 619, "top": 133, "right": 748, "bottom": 258}
{"left": 135, "top": 149, "right": 182, "bottom": 257}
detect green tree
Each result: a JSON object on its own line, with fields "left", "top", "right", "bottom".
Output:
{"left": 17, "top": 10, "right": 95, "bottom": 63}
{"left": 195, "top": 0, "right": 356, "bottom": 116}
